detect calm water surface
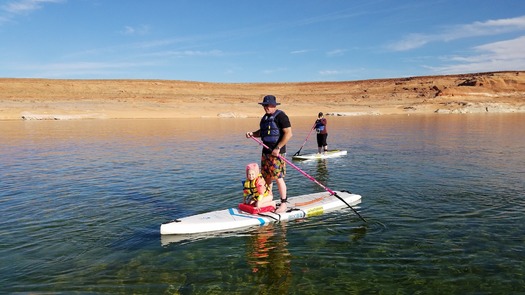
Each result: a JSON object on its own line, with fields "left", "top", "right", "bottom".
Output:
{"left": 1, "top": 114, "right": 524, "bottom": 294}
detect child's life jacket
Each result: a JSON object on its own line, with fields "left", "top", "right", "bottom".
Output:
{"left": 243, "top": 163, "right": 271, "bottom": 203}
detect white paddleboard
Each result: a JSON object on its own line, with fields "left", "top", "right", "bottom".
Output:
{"left": 292, "top": 150, "right": 347, "bottom": 160}
{"left": 160, "top": 190, "right": 361, "bottom": 235}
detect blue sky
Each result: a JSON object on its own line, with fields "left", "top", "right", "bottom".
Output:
{"left": 1, "top": 0, "right": 524, "bottom": 82}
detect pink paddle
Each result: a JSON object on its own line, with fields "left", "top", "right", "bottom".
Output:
{"left": 250, "top": 136, "right": 366, "bottom": 222}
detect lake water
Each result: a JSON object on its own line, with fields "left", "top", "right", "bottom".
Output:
{"left": 1, "top": 114, "right": 524, "bottom": 294}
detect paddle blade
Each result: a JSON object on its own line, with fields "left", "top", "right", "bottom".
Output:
{"left": 293, "top": 148, "right": 302, "bottom": 156}
{"left": 333, "top": 192, "right": 367, "bottom": 223}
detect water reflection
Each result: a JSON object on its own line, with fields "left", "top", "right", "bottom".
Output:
{"left": 246, "top": 224, "right": 292, "bottom": 293}
{"left": 2, "top": 115, "right": 525, "bottom": 294}
{"left": 316, "top": 159, "right": 328, "bottom": 183}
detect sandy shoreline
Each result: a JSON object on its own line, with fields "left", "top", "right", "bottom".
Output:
{"left": 1, "top": 71, "right": 524, "bottom": 120}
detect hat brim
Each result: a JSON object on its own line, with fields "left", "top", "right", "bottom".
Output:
{"left": 258, "top": 102, "right": 281, "bottom": 105}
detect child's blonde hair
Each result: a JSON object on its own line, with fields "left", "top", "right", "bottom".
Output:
{"left": 246, "top": 163, "right": 260, "bottom": 176}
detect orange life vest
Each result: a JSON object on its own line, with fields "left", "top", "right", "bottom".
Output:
{"left": 243, "top": 175, "right": 270, "bottom": 203}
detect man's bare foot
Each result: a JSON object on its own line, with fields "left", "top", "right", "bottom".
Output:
{"left": 275, "top": 202, "right": 287, "bottom": 213}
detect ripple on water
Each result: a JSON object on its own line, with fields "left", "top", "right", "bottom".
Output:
{"left": 1, "top": 116, "right": 524, "bottom": 293}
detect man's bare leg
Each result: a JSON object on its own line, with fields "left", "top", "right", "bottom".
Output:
{"left": 274, "top": 178, "right": 287, "bottom": 213}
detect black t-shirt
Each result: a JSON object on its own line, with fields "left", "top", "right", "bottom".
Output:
{"left": 260, "top": 110, "right": 291, "bottom": 154}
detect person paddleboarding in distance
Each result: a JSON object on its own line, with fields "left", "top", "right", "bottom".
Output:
{"left": 243, "top": 163, "right": 276, "bottom": 210}
{"left": 315, "top": 112, "right": 328, "bottom": 154}
{"left": 245, "top": 95, "right": 292, "bottom": 213}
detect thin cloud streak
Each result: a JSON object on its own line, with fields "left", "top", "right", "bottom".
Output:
{"left": 2, "top": 0, "right": 63, "bottom": 14}
{"left": 290, "top": 49, "right": 311, "bottom": 54}
{"left": 0, "top": 0, "right": 64, "bottom": 24}
{"left": 326, "top": 49, "right": 347, "bottom": 57}
{"left": 7, "top": 60, "right": 160, "bottom": 78}
{"left": 389, "top": 15, "right": 525, "bottom": 51}
{"left": 120, "top": 25, "right": 151, "bottom": 36}
{"left": 146, "top": 49, "right": 224, "bottom": 58}
{"left": 429, "top": 36, "right": 525, "bottom": 74}
{"left": 262, "top": 67, "right": 287, "bottom": 75}
{"left": 319, "top": 68, "right": 364, "bottom": 76}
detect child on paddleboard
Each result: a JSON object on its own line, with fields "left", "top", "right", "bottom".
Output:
{"left": 243, "top": 163, "right": 276, "bottom": 210}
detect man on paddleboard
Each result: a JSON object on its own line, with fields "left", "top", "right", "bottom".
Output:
{"left": 246, "top": 95, "right": 292, "bottom": 213}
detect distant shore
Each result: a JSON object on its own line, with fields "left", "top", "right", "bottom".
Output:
{"left": 1, "top": 71, "right": 524, "bottom": 120}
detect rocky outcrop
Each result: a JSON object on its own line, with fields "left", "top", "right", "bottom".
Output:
{"left": 434, "top": 102, "right": 525, "bottom": 114}
{"left": 216, "top": 112, "right": 247, "bottom": 118}
{"left": 326, "top": 111, "right": 381, "bottom": 116}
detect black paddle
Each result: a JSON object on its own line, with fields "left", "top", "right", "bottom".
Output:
{"left": 293, "top": 123, "right": 316, "bottom": 156}
{"left": 251, "top": 136, "right": 367, "bottom": 223}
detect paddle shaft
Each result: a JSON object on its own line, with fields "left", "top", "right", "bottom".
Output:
{"left": 294, "top": 123, "right": 316, "bottom": 156}
{"left": 250, "top": 136, "right": 366, "bottom": 222}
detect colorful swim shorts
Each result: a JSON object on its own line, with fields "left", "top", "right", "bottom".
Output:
{"left": 261, "top": 153, "right": 286, "bottom": 180}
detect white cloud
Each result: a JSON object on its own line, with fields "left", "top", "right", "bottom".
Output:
{"left": 319, "top": 70, "right": 341, "bottom": 75}
{"left": 326, "top": 49, "right": 347, "bottom": 56}
{"left": 475, "top": 35, "right": 525, "bottom": 58}
{"left": 389, "top": 15, "right": 525, "bottom": 51}
{"left": 0, "top": 0, "right": 64, "bottom": 24}
{"left": 319, "top": 68, "right": 363, "bottom": 76}
{"left": 388, "top": 33, "right": 432, "bottom": 51}
{"left": 459, "top": 16, "right": 525, "bottom": 37}
{"left": 2, "top": 0, "right": 63, "bottom": 14}
{"left": 120, "top": 25, "right": 151, "bottom": 36}
{"left": 290, "top": 49, "right": 310, "bottom": 54}
{"left": 16, "top": 61, "right": 148, "bottom": 71}
{"left": 429, "top": 36, "right": 525, "bottom": 74}
{"left": 10, "top": 60, "right": 157, "bottom": 78}
{"left": 183, "top": 50, "right": 223, "bottom": 57}
{"left": 148, "top": 49, "right": 224, "bottom": 58}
